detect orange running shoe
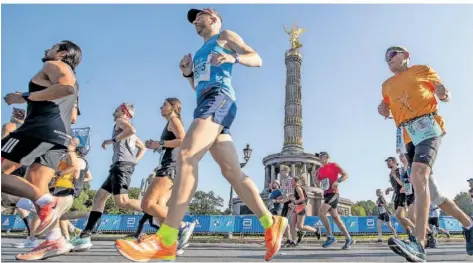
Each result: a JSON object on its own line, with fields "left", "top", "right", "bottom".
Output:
{"left": 264, "top": 216, "right": 288, "bottom": 261}
{"left": 16, "top": 237, "right": 72, "bottom": 261}
{"left": 115, "top": 234, "right": 176, "bottom": 262}
{"left": 36, "top": 198, "right": 59, "bottom": 236}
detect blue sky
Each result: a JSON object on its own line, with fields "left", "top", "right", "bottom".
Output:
{"left": 2, "top": 4, "right": 472, "bottom": 209}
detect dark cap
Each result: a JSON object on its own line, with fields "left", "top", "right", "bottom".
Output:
{"left": 385, "top": 157, "right": 397, "bottom": 162}
{"left": 467, "top": 178, "right": 473, "bottom": 182}
{"left": 315, "top": 151, "right": 329, "bottom": 158}
{"left": 187, "top": 8, "right": 223, "bottom": 24}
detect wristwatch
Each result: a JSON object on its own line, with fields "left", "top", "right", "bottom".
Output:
{"left": 159, "top": 140, "right": 164, "bottom": 146}
{"left": 21, "top": 92, "right": 31, "bottom": 102}
{"left": 232, "top": 53, "right": 240, "bottom": 64}
{"left": 337, "top": 178, "right": 342, "bottom": 183}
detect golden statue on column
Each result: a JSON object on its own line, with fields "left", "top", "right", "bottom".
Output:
{"left": 283, "top": 21, "right": 306, "bottom": 50}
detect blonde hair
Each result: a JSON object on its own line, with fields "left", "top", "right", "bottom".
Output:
{"left": 280, "top": 165, "right": 290, "bottom": 172}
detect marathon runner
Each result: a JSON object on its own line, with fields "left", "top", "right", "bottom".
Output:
{"left": 385, "top": 157, "right": 416, "bottom": 237}
{"left": 116, "top": 98, "right": 196, "bottom": 255}
{"left": 2, "top": 40, "right": 81, "bottom": 236}
{"left": 428, "top": 204, "right": 450, "bottom": 238}
{"left": 378, "top": 46, "right": 473, "bottom": 261}
{"left": 74, "top": 103, "right": 146, "bottom": 249}
{"left": 279, "top": 165, "right": 296, "bottom": 247}
{"left": 375, "top": 189, "right": 397, "bottom": 242}
{"left": 313, "top": 151, "right": 355, "bottom": 250}
{"left": 115, "top": 8, "right": 287, "bottom": 262}
{"left": 289, "top": 177, "right": 320, "bottom": 245}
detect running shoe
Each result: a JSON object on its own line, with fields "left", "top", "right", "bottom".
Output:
{"left": 297, "top": 231, "right": 306, "bottom": 244}
{"left": 115, "top": 234, "right": 177, "bottom": 262}
{"left": 264, "top": 216, "right": 287, "bottom": 261}
{"left": 322, "top": 236, "right": 337, "bottom": 248}
{"left": 314, "top": 227, "right": 321, "bottom": 240}
{"left": 388, "top": 236, "right": 427, "bottom": 262}
{"left": 16, "top": 237, "right": 72, "bottom": 261}
{"left": 11, "top": 238, "right": 39, "bottom": 248}
{"left": 36, "top": 196, "right": 73, "bottom": 236}
{"left": 464, "top": 223, "right": 473, "bottom": 256}
{"left": 35, "top": 198, "right": 59, "bottom": 236}
{"left": 376, "top": 239, "right": 383, "bottom": 243}
{"left": 70, "top": 236, "right": 93, "bottom": 252}
{"left": 177, "top": 221, "right": 196, "bottom": 250}
{"left": 342, "top": 238, "right": 355, "bottom": 250}
{"left": 80, "top": 229, "right": 93, "bottom": 239}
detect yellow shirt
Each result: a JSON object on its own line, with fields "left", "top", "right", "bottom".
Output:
{"left": 53, "top": 160, "right": 74, "bottom": 189}
{"left": 382, "top": 65, "right": 446, "bottom": 144}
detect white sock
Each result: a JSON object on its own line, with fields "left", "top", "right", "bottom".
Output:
{"left": 45, "top": 228, "right": 62, "bottom": 241}
{"left": 35, "top": 194, "right": 54, "bottom": 207}
{"left": 378, "top": 233, "right": 382, "bottom": 239}
{"left": 465, "top": 219, "right": 473, "bottom": 230}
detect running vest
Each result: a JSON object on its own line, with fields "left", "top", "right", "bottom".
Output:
{"left": 193, "top": 34, "right": 235, "bottom": 101}
{"left": 54, "top": 159, "right": 75, "bottom": 189}
{"left": 112, "top": 123, "right": 137, "bottom": 164}
{"left": 389, "top": 168, "right": 403, "bottom": 194}
{"left": 15, "top": 81, "right": 78, "bottom": 147}
{"left": 159, "top": 122, "right": 177, "bottom": 169}
{"left": 377, "top": 196, "right": 387, "bottom": 214}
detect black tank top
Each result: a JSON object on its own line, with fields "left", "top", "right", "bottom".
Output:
{"left": 294, "top": 186, "right": 307, "bottom": 204}
{"left": 160, "top": 122, "right": 177, "bottom": 168}
{"left": 14, "top": 81, "right": 79, "bottom": 147}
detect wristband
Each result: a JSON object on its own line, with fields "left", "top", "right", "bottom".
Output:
{"left": 112, "top": 138, "right": 117, "bottom": 143}
{"left": 233, "top": 53, "right": 240, "bottom": 64}
{"left": 159, "top": 140, "right": 164, "bottom": 146}
{"left": 22, "top": 92, "right": 31, "bottom": 102}
{"left": 183, "top": 72, "right": 194, "bottom": 78}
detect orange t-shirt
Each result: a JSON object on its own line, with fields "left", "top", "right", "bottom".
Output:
{"left": 382, "top": 65, "right": 446, "bottom": 144}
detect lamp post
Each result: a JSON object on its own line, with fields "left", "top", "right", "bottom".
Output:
{"left": 228, "top": 144, "right": 252, "bottom": 214}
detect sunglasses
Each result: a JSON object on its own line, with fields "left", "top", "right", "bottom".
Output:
{"left": 385, "top": 50, "right": 405, "bottom": 62}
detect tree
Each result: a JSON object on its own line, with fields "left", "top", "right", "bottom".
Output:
{"left": 351, "top": 205, "right": 366, "bottom": 216}
{"left": 189, "top": 190, "right": 225, "bottom": 215}
{"left": 454, "top": 192, "right": 472, "bottom": 217}
{"left": 355, "top": 200, "right": 377, "bottom": 216}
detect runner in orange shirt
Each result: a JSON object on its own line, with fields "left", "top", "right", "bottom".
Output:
{"left": 378, "top": 46, "right": 473, "bottom": 261}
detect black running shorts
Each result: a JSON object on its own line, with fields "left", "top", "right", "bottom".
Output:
{"left": 323, "top": 193, "right": 340, "bottom": 209}
{"left": 1, "top": 133, "right": 67, "bottom": 170}
{"left": 378, "top": 212, "right": 390, "bottom": 222}
{"left": 100, "top": 161, "right": 135, "bottom": 195}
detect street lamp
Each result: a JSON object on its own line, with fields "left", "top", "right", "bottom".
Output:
{"left": 228, "top": 144, "right": 252, "bottom": 213}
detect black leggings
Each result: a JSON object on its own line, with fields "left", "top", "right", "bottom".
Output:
{"left": 134, "top": 213, "right": 160, "bottom": 237}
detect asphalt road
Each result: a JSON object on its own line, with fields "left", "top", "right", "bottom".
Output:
{"left": 2, "top": 238, "right": 471, "bottom": 262}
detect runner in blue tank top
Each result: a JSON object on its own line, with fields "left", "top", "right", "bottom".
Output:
{"left": 115, "top": 8, "right": 287, "bottom": 262}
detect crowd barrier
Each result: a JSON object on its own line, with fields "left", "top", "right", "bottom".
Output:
{"left": 1, "top": 215, "right": 464, "bottom": 235}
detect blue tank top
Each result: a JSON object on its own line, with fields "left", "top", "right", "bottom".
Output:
{"left": 193, "top": 34, "right": 235, "bottom": 101}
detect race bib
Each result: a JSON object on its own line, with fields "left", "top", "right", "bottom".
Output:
{"left": 320, "top": 178, "right": 330, "bottom": 191}
{"left": 396, "top": 127, "right": 406, "bottom": 154}
{"left": 378, "top": 206, "right": 386, "bottom": 214}
{"left": 404, "top": 115, "right": 443, "bottom": 146}
{"left": 405, "top": 182, "right": 413, "bottom": 195}
{"left": 194, "top": 54, "right": 212, "bottom": 87}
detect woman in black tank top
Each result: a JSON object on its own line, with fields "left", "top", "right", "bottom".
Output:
{"left": 289, "top": 177, "right": 321, "bottom": 245}
{"left": 129, "top": 98, "right": 189, "bottom": 239}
